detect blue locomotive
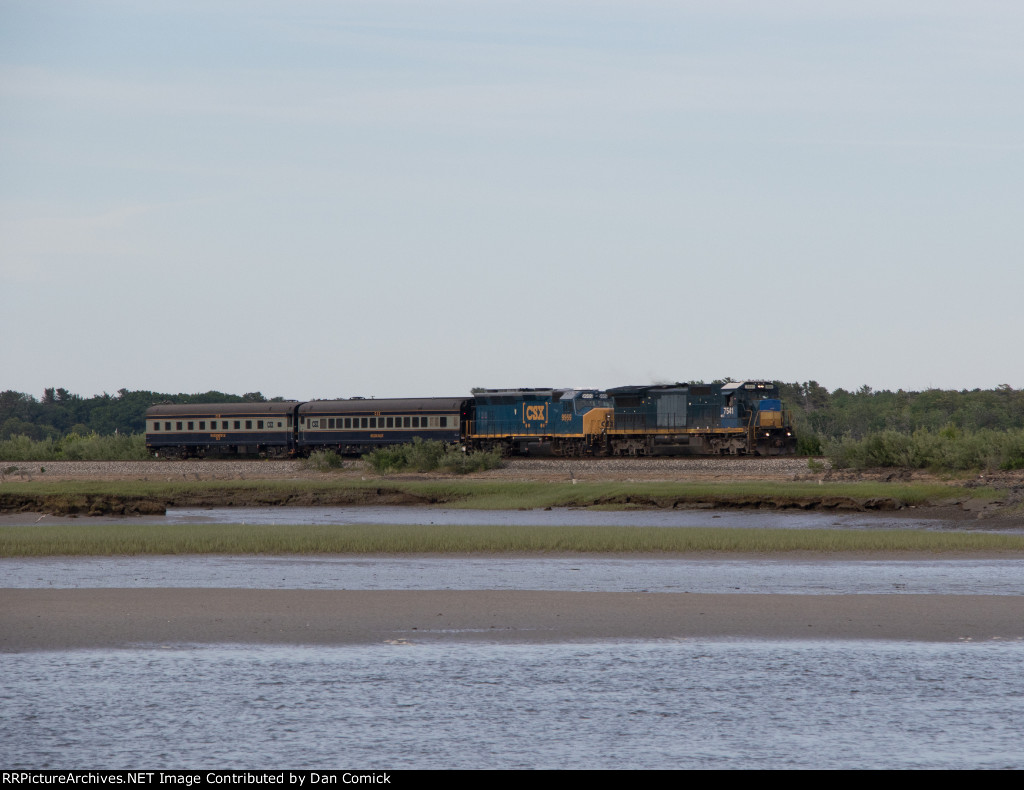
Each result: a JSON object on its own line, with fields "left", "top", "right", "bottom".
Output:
{"left": 601, "top": 381, "right": 793, "bottom": 456}
{"left": 145, "top": 380, "right": 795, "bottom": 458}
{"left": 464, "top": 381, "right": 793, "bottom": 456}
{"left": 464, "top": 388, "right": 614, "bottom": 457}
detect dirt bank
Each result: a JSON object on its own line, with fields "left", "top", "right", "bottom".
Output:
{"left": 4, "top": 589, "right": 1023, "bottom": 648}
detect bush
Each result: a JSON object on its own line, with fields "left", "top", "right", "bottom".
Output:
{"left": 438, "top": 448, "right": 504, "bottom": 474}
{"left": 364, "top": 438, "right": 503, "bottom": 475}
{"left": 302, "top": 450, "right": 346, "bottom": 471}
{"left": 825, "top": 427, "right": 1024, "bottom": 471}
{"left": 796, "top": 433, "right": 823, "bottom": 456}
{"left": 0, "top": 432, "right": 148, "bottom": 461}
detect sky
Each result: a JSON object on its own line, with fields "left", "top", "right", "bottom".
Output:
{"left": 2, "top": 0, "right": 1022, "bottom": 401}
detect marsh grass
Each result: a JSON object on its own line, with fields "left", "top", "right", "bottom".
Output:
{"left": 1, "top": 477, "right": 996, "bottom": 511}
{"left": 396, "top": 480, "right": 987, "bottom": 510}
{"left": 3, "top": 522, "right": 1024, "bottom": 557}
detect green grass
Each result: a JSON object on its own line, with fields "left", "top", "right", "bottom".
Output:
{"left": 0, "top": 477, "right": 997, "bottom": 514}
{"left": 3, "top": 522, "right": 1024, "bottom": 557}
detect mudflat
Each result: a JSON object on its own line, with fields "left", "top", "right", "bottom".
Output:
{"left": 3, "top": 588, "right": 1022, "bottom": 649}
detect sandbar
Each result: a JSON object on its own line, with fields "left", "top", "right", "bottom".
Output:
{"left": 3, "top": 588, "right": 1023, "bottom": 649}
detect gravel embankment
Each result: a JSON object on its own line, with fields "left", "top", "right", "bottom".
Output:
{"left": 0, "top": 457, "right": 820, "bottom": 483}
{"left": 0, "top": 460, "right": 309, "bottom": 481}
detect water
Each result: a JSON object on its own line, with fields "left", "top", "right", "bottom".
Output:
{"left": 3, "top": 640, "right": 1023, "bottom": 769}
{"left": 6, "top": 506, "right": 1024, "bottom": 768}
{"left": 5, "top": 555, "right": 1024, "bottom": 595}
{"left": 13, "top": 505, "right": 1005, "bottom": 531}
{"left": 163, "top": 505, "right": 999, "bottom": 531}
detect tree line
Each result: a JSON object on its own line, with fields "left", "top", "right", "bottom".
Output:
{"left": 3, "top": 383, "right": 1023, "bottom": 469}
{"left": 0, "top": 388, "right": 283, "bottom": 441}
{"left": 776, "top": 381, "right": 1024, "bottom": 453}
{"left": 776, "top": 381, "right": 1024, "bottom": 470}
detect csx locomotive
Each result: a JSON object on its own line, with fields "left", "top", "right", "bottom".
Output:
{"left": 145, "top": 381, "right": 795, "bottom": 458}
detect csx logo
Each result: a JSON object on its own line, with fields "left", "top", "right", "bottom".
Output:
{"left": 523, "top": 404, "right": 548, "bottom": 423}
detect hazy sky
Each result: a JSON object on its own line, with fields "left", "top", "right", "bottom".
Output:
{"left": 2, "top": 1, "right": 1021, "bottom": 400}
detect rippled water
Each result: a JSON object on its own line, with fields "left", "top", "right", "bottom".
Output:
{"left": 4, "top": 640, "right": 1023, "bottom": 769}
{"left": 10, "top": 504, "right": 1004, "bottom": 531}
{"left": 6, "top": 506, "right": 1023, "bottom": 768}
{"left": 5, "top": 555, "right": 1024, "bottom": 595}
{"left": 166, "top": 505, "right": 989, "bottom": 530}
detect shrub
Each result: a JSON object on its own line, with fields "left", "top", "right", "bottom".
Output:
{"left": 0, "top": 433, "right": 148, "bottom": 461}
{"left": 302, "top": 450, "right": 345, "bottom": 471}
{"left": 364, "top": 438, "right": 503, "bottom": 475}
{"left": 796, "top": 433, "right": 823, "bottom": 456}
{"left": 824, "top": 427, "right": 1024, "bottom": 471}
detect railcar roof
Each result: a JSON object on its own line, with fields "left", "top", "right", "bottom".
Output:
{"left": 606, "top": 383, "right": 690, "bottom": 395}
{"left": 300, "top": 398, "right": 466, "bottom": 414}
{"left": 145, "top": 402, "right": 299, "bottom": 417}
{"left": 721, "top": 381, "right": 776, "bottom": 391}
{"left": 474, "top": 389, "right": 565, "bottom": 398}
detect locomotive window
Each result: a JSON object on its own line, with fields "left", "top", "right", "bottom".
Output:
{"left": 199, "top": 422, "right": 205, "bottom": 430}
{"left": 176, "top": 422, "right": 183, "bottom": 431}
{"left": 234, "top": 421, "right": 241, "bottom": 429}
{"left": 187, "top": 422, "right": 193, "bottom": 430}
{"left": 440, "top": 416, "right": 447, "bottom": 427}
{"left": 245, "top": 420, "right": 252, "bottom": 429}
{"left": 412, "top": 416, "right": 419, "bottom": 428}
{"left": 166, "top": 422, "right": 172, "bottom": 431}
{"left": 369, "top": 417, "right": 376, "bottom": 428}
{"left": 345, "top": 418, "right": 351, "bottom": 429}
{"left": 386, "top": 417, "right": 393, "bottom": 428}
{"left": 153, "top": 422, "right": 160, "bottom": 431}
{"left": 361, "top": 417, "right": 368, "bottom": 428}
{"left": 404, "top": 417, "right": 410, "bottom": 428}
{"left": 327, "top": 418, "right": 334, "bottom": 429}
{"left": 258, "top": 420, "right": 265, "bottom": 429}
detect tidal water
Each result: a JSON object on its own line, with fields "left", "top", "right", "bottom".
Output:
{"left": 4, "top": 640, "right": 1024, "bottom": 769}
{"left": 15, "top": 504, "right": 1013, "bottom": 531}
{"left": 5, "top": 555, "right": 1024, "bottom": 595}
{"left": 5, "top": 506, "right": 1024, "bottom": 769}
{"left": 145, "top": 505, "right": 1016, "bottom": 530}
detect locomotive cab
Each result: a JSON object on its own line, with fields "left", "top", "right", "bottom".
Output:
{"left": 720, "top": 382, "right": 795, "bottom": 454}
